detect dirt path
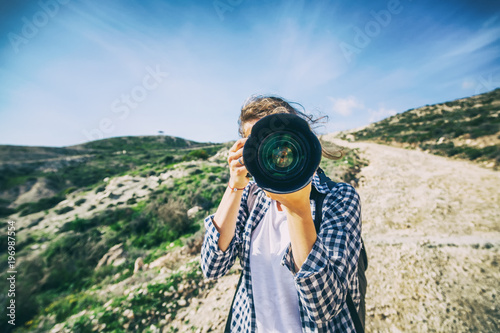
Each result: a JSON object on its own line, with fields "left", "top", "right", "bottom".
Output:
{"left": 332, "top": 139, "right": 500, "bottom": 333}
{"left": 169, "top": 140, "right": 500, "bottom": 332}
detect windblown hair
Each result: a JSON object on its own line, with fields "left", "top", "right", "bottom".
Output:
{"left": 238, "top": 95, "right": 344, "bottom": 160}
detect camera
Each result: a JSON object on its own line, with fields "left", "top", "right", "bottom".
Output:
{"left": 242, "top": 113, "right": 322, "bottom": 194}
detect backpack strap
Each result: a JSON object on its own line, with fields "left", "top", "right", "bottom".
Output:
{"left": 224, "top": 273, "right": 243, "bottom": 332}
{"left": 311, "top": 167, "right": 365, "bottom": 333}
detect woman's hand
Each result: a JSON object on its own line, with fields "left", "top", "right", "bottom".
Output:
{"left": 264, "top": 182, "right": 312, "bottom": 216}
{"left": 227, "top": 138, "right": 249, "bottom": 189}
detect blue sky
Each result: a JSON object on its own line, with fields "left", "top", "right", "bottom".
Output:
{"left": 0, "top": 0, "right": 499, "bottom": 147}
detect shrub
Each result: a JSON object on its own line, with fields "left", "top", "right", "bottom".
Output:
{"left": 56, "top": 206, "right": 74, "bottom": 215}
{"left": 63, "top": 187, "right": 77, "bottom": 195}
{"left": 42, "top": 229, "right": 107, "bottom": 292}
{"left": 60, "top": 217, "right": 96, "bottom": 233}
{"left": 186, "top": 149, "right": 209, "bottom": 160}
{"left": 156, "top": 198, "right": 191, "bottom": 234}
{"left": 44, "top": 291, "right": 96, "bottom": 323}
{"left": 95, "top": 185, "right": 106, "bottom": 193}
{"left": 463, "top": 147, "right": 483, "bottom": 160}
{"left": 0, "top": 206, "right": 15, "bottom": 218}
{"left": 17, "top": 194, "right": 65, "bottom": 217}
{"left": 75, "top": 198, "right": 86, "bottom": 206}
{"left": 161, "top": 155, "right": 175, "bottom": 164}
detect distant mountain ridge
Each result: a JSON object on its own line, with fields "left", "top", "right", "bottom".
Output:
{"left": 0, "top": 135, "right": 222, "bottom": 217}
{"left": 337, "top": 88, "right": 500, "bottom": 169}
{"left": 0, "top": 135, "right": 206, "bottom": 163}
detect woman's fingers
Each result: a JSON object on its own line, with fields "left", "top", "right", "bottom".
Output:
{"left": 227, "top": 145, "right": 245, "bottom": 166}
{"left": 228, "top": 148, "right": 243, "bottom": 161}
{"left": 229, "top": 158, "right": 246, "bottom": 171}
{"left": 229, "top": 138, "right": 247, "bottom": 153}
{"left": 227, "top": 138, "right": 249, "bottom": 188}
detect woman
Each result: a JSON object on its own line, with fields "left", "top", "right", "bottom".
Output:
{"left": 200, "top": 95, "right": 363, "bottom": 332}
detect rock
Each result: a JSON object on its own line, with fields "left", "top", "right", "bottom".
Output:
{"left": 95, "top": 243, "right": 125, "bottom": 269}
{"left": 112, "top": 257, "right": 126, "bottom": 267}
{"left": 134, "top": 257, "right": 145, "bottom": 273}
{"left": 187, "top": 206, "right": 203, "bottom": 219}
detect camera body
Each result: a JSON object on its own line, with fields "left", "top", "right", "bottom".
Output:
{"left": 242, "top": 113, "right": 322, "bottom": 194}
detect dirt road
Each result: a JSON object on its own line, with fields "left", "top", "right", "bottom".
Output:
{"left": 170, "top": 140, "right": 500, "bottom": 332}
{"left": 341, "top": 140, "right": 500, "bottom": 333}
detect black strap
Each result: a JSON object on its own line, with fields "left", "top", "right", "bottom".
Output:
{"left": 224, "top": 272, "right": 243, "bottom": 332}
{"left": 311, "top": 167, "right": 365, "bottom": 333}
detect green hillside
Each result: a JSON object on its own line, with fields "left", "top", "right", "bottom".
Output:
{"left": 0, "top": 136, "right": 221, "bottom": 218}
{"left": 340, "top": 88, "right": 500, "bottom": 169}
{"left": 68, "top": 135, "right": 203, "bottom": 151}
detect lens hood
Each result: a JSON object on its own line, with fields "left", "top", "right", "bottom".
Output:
{"left": 242, "top": 113, "right": 322, "bottom": 194}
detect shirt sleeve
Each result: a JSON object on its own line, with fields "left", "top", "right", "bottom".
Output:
{"left": 281, "top": 183, "right": 362, "bottom": 324}
{"left": 200, "top": 183, "right": 251, "bottom": 280}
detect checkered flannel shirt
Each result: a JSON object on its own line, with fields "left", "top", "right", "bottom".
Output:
{"left": 200, "top": 173, "right": 362, "bottom": 332}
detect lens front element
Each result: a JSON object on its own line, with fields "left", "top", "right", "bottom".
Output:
{"left": 258, "top": 132, "right": 306, "bottom": 180}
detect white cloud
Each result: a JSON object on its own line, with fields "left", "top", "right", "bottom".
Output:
{"left": 328, "top": 96, "right": 365, "bottom": 116}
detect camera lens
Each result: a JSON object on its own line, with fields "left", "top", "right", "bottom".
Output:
{"left": 243, "top": 113, "right": 322, "bottom": 194}
{"left": 258, "top": 132, "right": 306, "bottom": 180}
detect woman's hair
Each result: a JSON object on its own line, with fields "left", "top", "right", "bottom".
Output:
{"left": 238, "top": 95, "right": 344, "bottom": 160}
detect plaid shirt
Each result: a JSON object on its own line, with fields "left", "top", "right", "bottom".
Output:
{"left": 201, "top": 173, "right": 362, "bottom": 332}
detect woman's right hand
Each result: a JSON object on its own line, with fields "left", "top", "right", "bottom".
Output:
{"left": 227, "top": 138, "right": 249, "bottom": 189}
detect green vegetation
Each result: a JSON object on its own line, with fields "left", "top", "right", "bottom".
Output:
{"left": 184, "top": 149, "right": 209, "bottom": 160}
{"left": 0, "top": 135, "right": 224, "bottom": 218}
{"left": 0, "top": 160, "right": 229, "bottom": 332}
{"left": 73, "top": 135, "right": 203, "bottom": 151}
{"left": 0, "top": 195, "right": 201, "bottom": 331}
{"left": 344, "top": 88, "right": 500, "bottom": 168}
{"left": 22, "top": 261, "right": 214, "bottom": 332}
{"left": 16, "top": 194, "right": 66, "bottom": 217}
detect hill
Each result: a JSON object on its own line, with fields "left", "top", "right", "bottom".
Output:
{"left": 337, "top": 88, "right": 500, "bottom": 169}
{"left": 0, "top": 135, "right": 220, "bottom": 218}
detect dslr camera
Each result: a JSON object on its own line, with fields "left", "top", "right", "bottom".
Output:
{"left": 242, "top": 113, "right": 322, "bottom": 194}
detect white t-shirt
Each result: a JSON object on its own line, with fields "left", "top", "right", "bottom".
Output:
{"left": 249, "top": 199, "right": 302, "bottom": 332}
